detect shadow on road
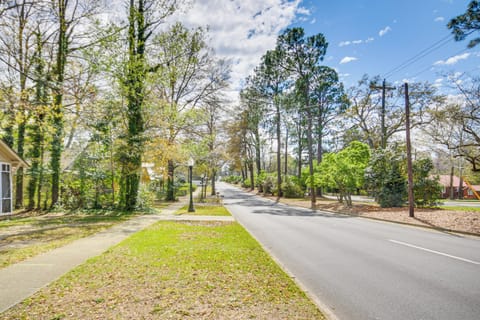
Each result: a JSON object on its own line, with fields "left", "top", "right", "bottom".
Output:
{"left": 223, "top": 189, "right": 352, "bottom": 219}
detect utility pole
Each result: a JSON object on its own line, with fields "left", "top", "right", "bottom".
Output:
{"left": 370, "top": 79, "right": 395, "bottom": 149}
{"left": 404, "top": 83, "right": 414, "bottom": 218}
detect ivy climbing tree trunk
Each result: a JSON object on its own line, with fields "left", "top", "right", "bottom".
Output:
{"left": 29, "top": 33, "right": 48, "bottom": 211}
{"left": 14, "top": 1, "right": 29, "bottom": 209}
{"left": 50, "top": 0, "right": 68, "bottom": 207}
{"left": 166, "top": 159, "right": 175, "bottom": 201}
{"left": 122, "top": 0, "right": 147, "bottom": 210}
{"left": 120, "top": 0, "right": 178, "bottom": 207}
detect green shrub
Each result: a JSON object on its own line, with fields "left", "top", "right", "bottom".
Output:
{"left": 256, "top": 171, "right": 267, "bottom": 192}
{"left": 282, "top": 177, "right": 304, "bottom": 198}
{"left": 262, "top": 175, "right": 276, "bottom": 195}
{"left": 176, "top": 183, "right": 197, "bottom": 197}
{"left": 413, "top": 158, "right": 442, "bottom": 207}
{"left": 222, "top": 175, "right": 242, "bottom": 184}
{"left": 137, "top": 185, "right": 155, "bottom": 209}
{"left": 377, "top": 162, "right": 406, "bottom": 208}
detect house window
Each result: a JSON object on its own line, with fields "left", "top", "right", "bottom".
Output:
{"left": 1, "top": 163, "right": 12, "bottom": 214}
{"left": 468, "top": 189, "right": 473, "bottom": 196}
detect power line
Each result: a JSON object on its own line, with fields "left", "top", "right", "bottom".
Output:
{"left": 409, "top": 47, "right": 469, "bottom": 80}
{"left": 382, "top": 34, "right": 453, "bottom": 79}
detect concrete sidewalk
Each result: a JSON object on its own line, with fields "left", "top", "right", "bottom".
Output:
{"left": 0, "top": 201, "right": 234, "bottom": 313}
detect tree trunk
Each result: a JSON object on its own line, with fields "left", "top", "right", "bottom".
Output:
{"left": 166, "top": 159, "right": 175, "bottom": 201}
{"left": 204, "top": 177, "right": 208, "bottom": 199}
{"left": 254, "top": 131, "right": 262, "bottom": 175}
{"left": 122, "top": 0, "right": 146, "bottom": 209}
{"left": 37, "top": 143, "right": 45, "bottom": 210}
{"left": 3, "top": 107, "right": 14, "bottom": 148}
{"left": 241, "top": 163, "right": 246, "bottom": 182}
{"left": 15, "top": 122, "right": 25, "bottom": 209}
{"left": 284, "top": 127, "right": 288, "bottom": 177}
{"left": 15, "top": 4, "right": 29, "bottom": 209}
{"left": 346, "top": 192, "right": 352, "bottom": 207}
{"left": 211, "top": 169, "right": 216, "bottom": 196}
{"left": 297, "top": 122, "right": 303, "bottom": 179}
{"left": 449, "top": 165, "right": 454, "bottom": 200}
{"left": 254, "top": 129, "right": 263, "bottom": 193}
{"left": 458, "top": 175, "right": 464, "bottom": 200}
{"left": 28, "top": 30, "right": 47, "bottom": 210}
{"left": 316, "top": 114, "right": 324, "bottom": 198}
{"left": 109, "top": 131, "right": 116, "bottom": 206}
{"left": 305, "top": 87, "right": 316, "bottom": 208}
{"left": 50, "top": 0, "right": 68, "bottom": 207}
{"left": 249, "top": 162, "right": 255, "bottom": 191}
{"left": 276, "top": 99, "right": 282, "bottom": 197}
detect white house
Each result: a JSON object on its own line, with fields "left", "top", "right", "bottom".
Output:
{"left": 0, "top": 139, "right": 28, "bottom": 214}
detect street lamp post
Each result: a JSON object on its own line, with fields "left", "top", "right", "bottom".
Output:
{"left": 187, "top": 157, "right": 195, "bottom": 212}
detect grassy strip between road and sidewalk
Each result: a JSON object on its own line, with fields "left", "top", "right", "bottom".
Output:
{"left": 1, "top": 220, "right": 325, "bottom": 320}
{"left": 440, "top": 206, "right": 480, "bottom": 212}
{"left": 175, "top": 204, "right": 231, "bottom": 216}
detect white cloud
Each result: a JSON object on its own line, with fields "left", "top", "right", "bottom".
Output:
{"left": 340, "top": 56, "right": 358, "bottom": 64}
{"left": 297, "top": 7, "right": 311, "bottom": 15}
{"left": 172, "top": 0, "right": 306, "bottom": 98}
{"left": 338, "top": 37, "right": 374, "bottom": 47}
{"left": 433, "top": 78, "right": 443, "bottom": 88}
{"left": 379, "top": 26, "right": 391, "bottom": 37}
{"left": 434, "top": 16, "right": 445, "bottom": 22}
{"left": 434, "top": 53, "right": 471, "bottom": 65}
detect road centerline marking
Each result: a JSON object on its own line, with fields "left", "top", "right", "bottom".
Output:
{"left": 389, "top": 239, "right": 480, "bottom": 265}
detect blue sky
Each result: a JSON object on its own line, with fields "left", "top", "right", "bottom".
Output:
{"left": 294, "top": 0, "right": 476, "bottom": 89}
{"left": 176, "top": 0, "right": 476, "bottom": 98}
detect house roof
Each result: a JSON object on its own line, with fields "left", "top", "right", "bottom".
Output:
{"left": 470, "top": 185, "right": 480, "bottom": 191}
{"left": 437, "top": 175, "right": 464, "bottom": 188}
{"left": 437, "top": 175, "right": 480, "bottom": 192}
{"left": 0, "top": 139, "right": 28, "bottom": 168}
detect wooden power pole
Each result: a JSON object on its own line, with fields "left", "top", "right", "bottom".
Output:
{"left": 404, "top": 83, "right": 415, "bottom": 218}
{"left": 371, "top": 79, "right": 395, "bottom": 149}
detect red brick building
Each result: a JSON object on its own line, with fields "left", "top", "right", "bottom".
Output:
{"left": 437, "top": 175, "right": 480, "bottom": 200}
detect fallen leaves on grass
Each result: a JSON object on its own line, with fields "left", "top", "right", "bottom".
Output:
{"left": 1, "top": 221, "right": 325, "bottom": 320}
{"left": 0, "top": 214, "right": 130, "bottom": 269}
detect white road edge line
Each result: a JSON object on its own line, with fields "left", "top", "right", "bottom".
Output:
{"left": 389, "top": 239, "right": 480, "bottom": 265}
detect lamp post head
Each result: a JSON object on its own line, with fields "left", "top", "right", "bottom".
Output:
{"left": 187, "top": 157, "right": 195, "bottom": 167}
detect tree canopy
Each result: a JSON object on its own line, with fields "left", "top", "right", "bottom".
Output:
{"left": 448, "top": 0, "right": 480, "bottom": 48}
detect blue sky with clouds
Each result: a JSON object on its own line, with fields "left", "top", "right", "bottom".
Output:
{"left": 296, "top": 0, "right": 476, "bottom": 89}
{"left": 176, "top": 0, "right": 476, "bottom": 97}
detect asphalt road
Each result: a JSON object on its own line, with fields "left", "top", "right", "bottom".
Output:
{"left": 219, "top": 182, "right": 480, "bottom": 320}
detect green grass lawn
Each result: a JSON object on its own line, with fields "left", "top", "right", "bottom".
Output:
{"left": 175, "top": 205, "right": 231, "bottom": 216}
{"left": 440, "top": 206, "right": 480, "bottom": 212}
{"left": 2, "top": 221, "right": 325, "bottom": 319}
{"left": 0, "top": 213, "right": 131, "bottom": 269}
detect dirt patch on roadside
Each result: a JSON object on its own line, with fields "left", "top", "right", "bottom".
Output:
{"left": 245, "top": 189, "right": 480, "bottom": 235}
